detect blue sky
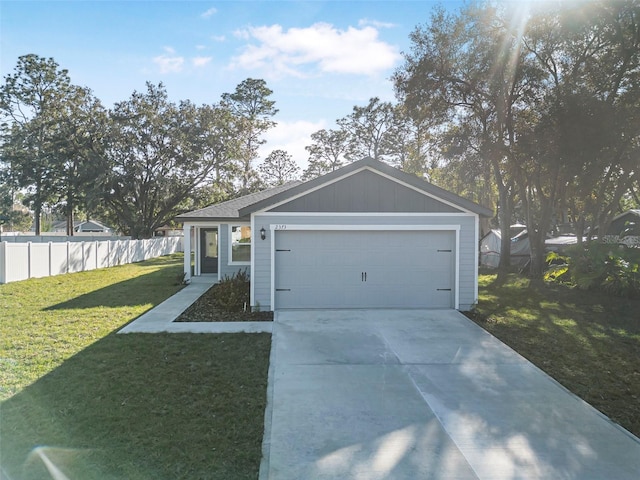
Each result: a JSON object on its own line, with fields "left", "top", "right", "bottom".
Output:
{"left": 1, "top": 0, "right": 464, "bottom": 168}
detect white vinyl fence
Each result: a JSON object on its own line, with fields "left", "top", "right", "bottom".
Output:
{"left": 0, "top": 237, "right": 183, "bottom": 284}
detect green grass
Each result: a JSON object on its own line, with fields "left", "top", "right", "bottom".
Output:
{"left": 0, "top": 255, "right": 271, "bottom": 479}
{"left": 0, "top": 254, "right": 185, "bottom": 399}
{"left": 468, "top": 272, "right": 640, "bottom": 438}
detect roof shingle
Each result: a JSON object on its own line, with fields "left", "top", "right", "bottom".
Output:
{"left": 176, "top": 181, "right": 302, "bottom": 221}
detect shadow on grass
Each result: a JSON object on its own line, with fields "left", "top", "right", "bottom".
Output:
{"left": 0, "top": 332, "right": 271, "bottom": 480}
{"left": 469, "top": 273, "right": 640, "bottom": 437}
{"left": 44, "top": 258, "right": 184, "bottom": 311}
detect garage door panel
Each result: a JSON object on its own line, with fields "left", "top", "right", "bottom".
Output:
{"left": 275, "top": 230, "right": 454, "bottom": 309}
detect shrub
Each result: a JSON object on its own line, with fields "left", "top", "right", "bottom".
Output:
{"left": 212, "top": 269, "right": 250, "bottom": 312}
{"left": 545, "top": 243, "right": 640, "bottom": 298}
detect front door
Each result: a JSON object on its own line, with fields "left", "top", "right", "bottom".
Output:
{"left": 200, "top": 228, "right": 218, "bottom": 274}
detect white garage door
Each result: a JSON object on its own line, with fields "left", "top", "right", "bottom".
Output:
{"left": 274, "top": 230, "right": 455, "bottom": 309}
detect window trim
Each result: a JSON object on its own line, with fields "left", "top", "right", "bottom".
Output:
{"left": 228, "top": 223, "right": 252, "bottom": 265}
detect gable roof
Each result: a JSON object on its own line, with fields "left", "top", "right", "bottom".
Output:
{"left": 177, "top": 157, "right": 493, "bottom": 222}
{"left": 240, "top": 157, "right": 492, "bottom": 217}
{"left": 52, "top": 219, "right": 113, "bottom": 232}
{"left": 176, "top": 181, "right": 302, "bottom": 221}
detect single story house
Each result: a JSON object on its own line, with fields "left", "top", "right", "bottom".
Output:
{"left": 176, "top": 157, "right": 493, "bottom": 311}
{"left": 51, "top": 219, "right": 114, "bottom": 234}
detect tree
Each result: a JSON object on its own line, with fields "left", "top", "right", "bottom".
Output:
{"left": 259, "top": 149, "right": 300, "bottom": 186}
{"left": 102, "top": 83, "right": 236, "bottom": 238}
{"left": 50, "top": 85, "right": 107, "bottom": 235}
{"left": 0, "top": 54, "right": 106, "bottom": 235}
{"left": 0, "top": 55, "right": 71, "bottom": 234}
{"left": 395, "top": 1, "right": 640, "bottom": 277}
{"left": 0, "top": 182, "right": 32, "bottom": 232}
{"left": 337, "top": 97, "right": 396, "bottom": 162}
{"left": 383, "top": 104, "right": 433, "bottom": 176}
{"left": 221, "top": 78, "right": 278, "bottom": 194}
{"left": 303, "top": 128, "right": 350, "bottom": 179}
{"left": 520, "top": 0, "right": 640, "bottom": 254}
{"left": 394, "top": 5, "right": 536, "bottom": 270}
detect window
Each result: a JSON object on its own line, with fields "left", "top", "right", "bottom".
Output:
{"left": 230, "top": 225, "right": 251, "bottom": 263}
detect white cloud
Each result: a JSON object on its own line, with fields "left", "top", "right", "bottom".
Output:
{"left": 153, "top": 54, "right": 184, "bottom": 73}
{"left": 192, "top": 56, "right": 213, "bottom": 67}
{"left": 195, "top": 44, "right": 207, "bottom": 51}
{"left": 163, "top": 46, "right": 176, "bottom": 54}
{"left": 233, "top": 28, "right": 251, "bottom": 41}
{"left": 200, "top": 7, "right": 217, "bottom": 19}
{"left": 230, "top": 22, "right": 400, "bottom": 77}
{"left": 258, "top": 119, "right": 326, "bottom": 170}
{"left": 358, "top": 18, "right": 396, "bottom": 29}
{"left": 211, "top": 35, "right": 226, "bottom": 42}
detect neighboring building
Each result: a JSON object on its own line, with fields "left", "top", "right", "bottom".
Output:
{"left": 480, "top": 228, "right": 581, "bottom": 269}
{"left": 604, "top": 210, "right": 640, "bottom": 248}
{"left": 52, "top": 219, "right": 114, "bottom": 234}
{"left": 177, "top": 157, "right": 493, "bottom": 311}
{"left": 154, "top": 225, "right": 184, "bottom": 237}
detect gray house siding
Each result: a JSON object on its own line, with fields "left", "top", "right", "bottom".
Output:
{"left": 269, "top": 169, "right": 462, "bottom": 214}
{"left": 252, "top": 213, "right": 477, "bottom": 311}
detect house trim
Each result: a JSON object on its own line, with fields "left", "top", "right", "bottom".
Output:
{"left": 183, "top": 221, "right": 221, "bottom": 281}
{"left": 227, "top": 223, "right": 251, "bottom": 267}
{"left": 257, "top": 211, "right": 476, "bottom": 217}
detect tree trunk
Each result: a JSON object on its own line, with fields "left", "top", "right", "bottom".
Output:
{"left": 34, "top": 204, "right": 42, "bottom": 235}
{"left": 528, "top": 229, "right": 546, "bottom": 278}
{"left": 576, "top": 215, "right": 585, "bottom": 246}
{"left": 496, "top": 181, "right": 512, "bottom": 271}
{"left": 498, "top": 209, "right": 512, "bottom": 270}
{"left": 66, "top": 200, "right": 74, "bottom": 236}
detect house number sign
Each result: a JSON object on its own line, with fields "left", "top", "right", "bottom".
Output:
{"left": 274, "top": 224, "right": 287, "bottom": 230}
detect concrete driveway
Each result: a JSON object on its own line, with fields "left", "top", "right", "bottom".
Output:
{"left": 260, "top": 309, "right": 640, "bottom": 480}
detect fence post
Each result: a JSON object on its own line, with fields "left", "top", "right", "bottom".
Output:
{"left": 49, "top": 242, "right": 53, "bottom": 277}
{"left": 0, "top": 242, "right": 5, "bottom": 284}
{"left": 27, "top": 242, "right": 32, "bottom": 279}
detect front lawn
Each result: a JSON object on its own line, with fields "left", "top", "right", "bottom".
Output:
{"left": 0, "top": 255, "right": 271, "bottom": 479}
{"left": 468, "top": 272, "right": 640, "bottom": 438}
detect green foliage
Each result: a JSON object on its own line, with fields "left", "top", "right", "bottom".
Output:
{"left": 221, "top": 78, "right": 277, "bottom": 194}
{"left": 0, "top": 185, "right": 32, "bottom": 231}
{"left": 0, "top": 54, "right": 106, "bottom": 235}
{"left": 102, "top": 82, "right": 238, "bottom": 238}
{"left": 393, "top": 1, "right": 640, "bottom": 277}
{"left": 546, "top": 244, "right": 640, "bottom": 298}
{"left": 259, "top": 149, "right": 300, "bottom": 186}
{"left": 212, "top": 269, "right": 251, "bottom": 312}
{"left": 303, "top": 128, "right": 350, "bottom": 179}
{"left": 2, "top": 60, "right": 276, "bottom": 239}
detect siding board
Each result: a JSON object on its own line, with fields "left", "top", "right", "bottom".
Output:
{"left": 270, "top": 170, "right": 462, "bottom": 213}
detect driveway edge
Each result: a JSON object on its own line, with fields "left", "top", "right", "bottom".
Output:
{"left": 259, "top": 313, "right": 278, "bottom": 480}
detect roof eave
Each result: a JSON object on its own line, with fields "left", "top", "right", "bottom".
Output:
{"left": 175, "top": 215, "right": 250, "bottom": 223}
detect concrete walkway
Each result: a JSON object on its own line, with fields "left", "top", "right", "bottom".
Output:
{"left": 260, "top": 309, "right": 640, "bottom": 480}
{"left": 118, "top": 276, "right": 272, "bottom": 334}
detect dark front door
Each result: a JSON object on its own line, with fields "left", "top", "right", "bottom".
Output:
{"left": 200, "top": 228, "right": 218, "bottom": 274}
